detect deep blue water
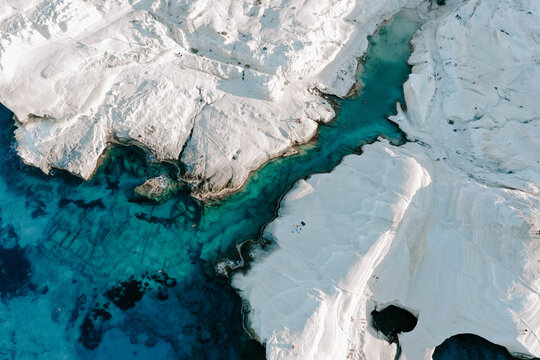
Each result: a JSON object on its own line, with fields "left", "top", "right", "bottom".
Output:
{"left": 0, "top": 10, "right": 528, "bottom": 360}
{"left": 433, "top": 334, "right": 540, "bottom": 360}
{"left": 0, "top": 11, "right": 410, "bottom": 359}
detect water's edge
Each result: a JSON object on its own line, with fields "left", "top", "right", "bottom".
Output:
{"left": 0, "top": 11, "right": 418, "bottom": 360}
{"left": 0, "top": 9, "right": 525, "bottom": 360}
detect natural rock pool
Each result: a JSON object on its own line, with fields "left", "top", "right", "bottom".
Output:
{"left": 1, "top": 9, "right": 523, "bottom": 360}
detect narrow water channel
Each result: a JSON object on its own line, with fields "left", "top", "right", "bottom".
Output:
{"left": 0, "top": 11, "right": 421, "bottom": 359}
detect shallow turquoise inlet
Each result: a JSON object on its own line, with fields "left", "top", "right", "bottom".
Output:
{"left": 1, "top": 10, "right": 517, "bottom": 360}
{"left": 3, "top": 11, "right": 418, "bottom": 359}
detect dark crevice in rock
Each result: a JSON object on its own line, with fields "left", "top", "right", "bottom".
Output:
{"left": 371, "top": 304, "right": 418, "bottom": 359}
{"left": 371, "top": 305, "right": 418, "bottom": 360}
{"left": 371, "top": 305, "right": 418, "bottom": 344}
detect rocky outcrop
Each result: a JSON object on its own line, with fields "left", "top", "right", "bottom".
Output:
{"left": 134, "top": 175, "right": 180, "bottom": 203}
{"left": 234, "top": 0, "right": 540, "bottom": 359}
{"left": 0, "top": 0, "right": 423, "bottom": 198}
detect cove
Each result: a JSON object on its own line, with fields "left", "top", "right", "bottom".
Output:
{"left": 0, "top": 11, "right": 420, "bottom": 359}
{"left": 433, "top": 334, "right": 540, "bottom": 360}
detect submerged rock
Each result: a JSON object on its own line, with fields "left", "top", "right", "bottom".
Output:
{"left": 79, "top": 307, "right": 112, "bottom": 350}
{"left": 104, "top": 279, "right": 144, "bottom": 311}
{"left": 134, "top": 175, "right": 180, "bottom": 203}
{"left": 0, "top": 244, "right": 33, "bottom": 299}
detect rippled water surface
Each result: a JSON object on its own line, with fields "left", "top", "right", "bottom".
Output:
{"left": 0, "top": 11, "right": 431, "bottom": 359}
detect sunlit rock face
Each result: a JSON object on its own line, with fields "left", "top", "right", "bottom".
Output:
{"left": 0, "top": 0, "right": 422, "bottom": 198}
{"left": 234, "top": 139, "right": 540, "bottom": 359}
{"left": 234, "top": 0, "right": 540, "bottom": 359}
{"left": 397, "top": 0, "right": 540, "bottom": 191}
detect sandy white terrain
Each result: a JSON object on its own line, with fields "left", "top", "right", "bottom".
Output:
{"left": 234, "top": 0, "right": 540, "bottom": 359}
{"left": 0, "top": 0, "right": 422, "bottom": 198}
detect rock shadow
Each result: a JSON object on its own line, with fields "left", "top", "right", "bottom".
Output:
{"left": 433, "top": 333, "right": 540, "bottom": 360}
{"left": 371, "top": 304, "right": 418, "bottom": 359}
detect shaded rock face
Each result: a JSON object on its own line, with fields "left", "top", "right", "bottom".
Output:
{"left": 371, "top": 305, "right": 418, "bottom": 344}
{"left": 433, "top": 334, "right": 540, "bottom": 360}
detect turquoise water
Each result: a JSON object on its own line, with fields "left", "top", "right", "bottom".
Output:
{"left": 0, "top": 12, "right": 423, "bottom": 359}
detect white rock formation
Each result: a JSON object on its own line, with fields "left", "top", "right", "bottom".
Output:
{"left": 396, "top": 0, "right": 540, "bottom": 192}
{"left": 0, "top": 0, "right": 422, "bottom": 198}
{"left": 134, "top": 174, "right": 179, "bottom": 202}
{"left": 234, "top": 0, "right": 540, "bottom": 359}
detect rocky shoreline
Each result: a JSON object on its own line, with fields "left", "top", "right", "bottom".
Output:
{"left": 0, "top": 0, "right": 428, "bottom": 199}
{"left": 234, "top": 0, "right": 540, "bottom": 359}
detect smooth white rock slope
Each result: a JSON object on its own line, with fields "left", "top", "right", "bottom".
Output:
{"left": 0, "top": 0, "right": 422, "bottom": 198}
{"left": 234, "top": 0, "right": 540, "bottom": 359}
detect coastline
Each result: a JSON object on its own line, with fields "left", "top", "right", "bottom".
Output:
{"left": 0, "top": 0, "right": 427, "bottom": 201}
{"left": 234, "top": 0, "right": 540, "bottom": 359}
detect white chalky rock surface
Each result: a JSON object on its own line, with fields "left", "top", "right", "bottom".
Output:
{"left": 0, "top": 0, "right": 422, "bottom": 198}
{"left": 234, "top": 0, "right": 540, "bottom": 359}
{"left": 397, "top": 0, "right": 540, "bottom": 192}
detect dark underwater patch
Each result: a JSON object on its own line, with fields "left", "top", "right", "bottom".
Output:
{"left": 58, "top": 198, "right": 105, "bottom": 210}
{"left": 134, "top": 212, "right": 177, "bottom": 227}
{"left": 0, "top": 244, "right": 33, "bottom": 299}
{"left": 79, "top": 271, "right": 180, "bottom": 349}
{"left": 103, "top": 271, "right": 179, "bottom": 311}
{"left": 104, "top": 278, "right": 144, "bottom": 311}
{"left": 0, "top": 220, "right": 33, "bottom": 299}
{"left": 80, "top": 306, "right": 112, "bottom": 350}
